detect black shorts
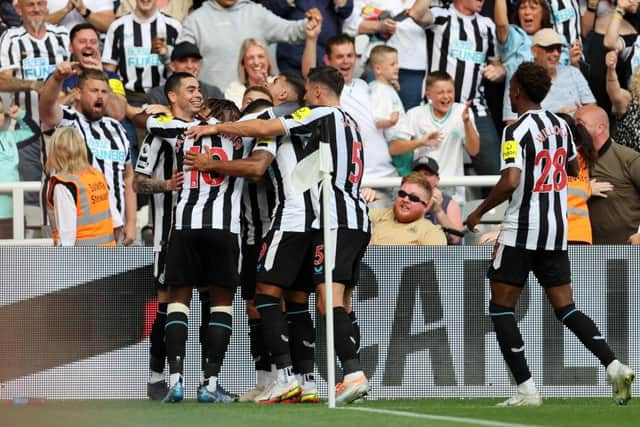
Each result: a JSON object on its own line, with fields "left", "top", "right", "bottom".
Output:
{"left": 487, "top": 243, "right": 571, "bottom": 288}
{"left": 165, "top": 229, "right": 240, "bottom": 289}
{"left": 153, "top": 248, "right": 168, "bottom": 291}
{"left": 240, "top": 243, "right": 259, "bottom": 300}
{"left": 311, "top": 229, "right": 370, "bottom": 288}
{"left": 256, "top": 230, "right": 315, "bottom": 292}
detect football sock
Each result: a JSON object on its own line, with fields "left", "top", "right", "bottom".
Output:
{"left": 249, "top": 318, "right": 271, "bottom": 372}
{"left": 165, "top": 303, "right": 189, "bottom": 385}
{"left": 286, "top": 301, "right": 315, "bottom": 375}
{"left": 204, "top": 307, "right": 233, "bottom": 381}
{"left": 255, "top": 293, "right": 292, "bottom": 369}
{"left": 333, "top": 307, "right": 360, "bottom": 376}
{"left": 199, "top": 291, "right": 211, "bottom": 373}
{"left": 555, "top": 304, "right": 616, "bottom": 367}
{"left": 348, "top": 310, "right": 360, "bottom": 356}
{"left": 149, "top": 302, "right": 168, "bottom": 377}
{"left": 489, "top": 302, "right": 532, "bottom": 385}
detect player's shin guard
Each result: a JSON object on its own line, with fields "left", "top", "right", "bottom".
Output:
{"left": 204, "top": 307, "right": 233, "bottom": 379}
{"left": 249, "top": 319, "right": 272, "bottom": 372}
{"left": 348, "top": 310, "right": 360, "bottom": 357}
{"left": 286, "top": 301, "right": 315, "bottom": 375}
{"left": 255, "top": 293, "right": 292, "bottom": 369}
{"left": 556, "top": 304, "right": 616, "bottom": 367}
{"left": 333, "top": 307, "right": 360, "bottom": 375}
{"left": 165, "top": 303, "right": 189, "bottom": 377}
{"left": 149, "top": 302, "right": 168, "bottom": 374}
{"left": 200, "top": 291, "right": 211, "bottom": 371}
{"left": 489, "top": 302, "right": 532, "bottom": 384}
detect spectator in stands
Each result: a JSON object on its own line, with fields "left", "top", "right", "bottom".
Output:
{"left": 0, "top": 101, "right": 38, "bottom": 238}
{"left": 582, "top": 0, "right": 637, "bottom": 114}
{"left": 224, "top": 38, "right": 277, "bottom": 109}
{"left": 411, "top": 156, "right": 464, "bottom": 245}
{"left": 408, "top": 0, "right": 504, "bottom": 177}
{"left": 364, "top": 172, "right": 447, "bottom": 245}
{"left": 60, "top": 23, "right": 126, "bottom": 121}
{"left": 503, "top": 30, "right": 595, "bottom": 122}
{"left": 343, "top": 0, "right": 426, "bottom": 109}
{"left": 575, "top": 104, "right": 640, "bottom": 244}
{"left": 177, "top": 0, "right": 322, "bottom": 91}
{"left": 240, "top": 85, "right": 273, "bottom": 112}
{"left": 47, "top": 0, "right": 116, "bottom": 34}
{"left": 263, "top": 0, "right": 353, "bottom": 78}
{"left": 0, "top": 0, "right": 22, "bottom": 34}
{"left": 302, "top": 32, "right": 398, "bottom": 203}
{"left": 0, "top": 0, "right": 70, "bottom": 211}
{"left": 147, "top": 41, "right": 223, "bottom": 106}
{"left": 117, "top": 0, "right": 192, "bottom": 22}
{"left": 605, "top": 50, "right": 640, "bottom": 153}
{"left": 368, "top": 45, "right": 404, "bottom": 140}
{"left": 45, "top": 126, "right": 116, "bottom": 246}
{"left": 390, "top": 71, "right": 479, "bottom": 203}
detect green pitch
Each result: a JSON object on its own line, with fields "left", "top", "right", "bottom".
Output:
{"left": 3, "top": 399, "right": 637, "bottom": 427}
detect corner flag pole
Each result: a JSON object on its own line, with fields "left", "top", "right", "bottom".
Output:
{"left": 319, "top": 141, "right": 336, "bottom": 408}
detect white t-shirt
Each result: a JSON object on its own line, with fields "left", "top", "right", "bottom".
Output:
{"left": 391, "top": 102, "right": 475, "bottom": 203}
{"left": 48, "top": 0, "right": 115, "bottom": 33}
{"left": 341, "top": 78, "right": 397, "bottom": 179}
{"left": 369, "top": 80, "right": 405, "bottom": 141}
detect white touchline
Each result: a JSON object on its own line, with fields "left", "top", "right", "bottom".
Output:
{"left": 339, "top": 407, "right": 544, "bottom": 427}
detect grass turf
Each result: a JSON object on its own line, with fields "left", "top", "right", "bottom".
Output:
{"left": 2, "top": 398, "right": 637, "bottom": 427}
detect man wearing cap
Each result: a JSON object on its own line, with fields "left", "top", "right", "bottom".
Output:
{"left": 503, "top": 29, "right": 595, "bottom": 123}
{"left": 412, "top": 156, "right": 464, "bottom": 245}
{"left": 147, "top": 42, "right": 223, "bottom": 106}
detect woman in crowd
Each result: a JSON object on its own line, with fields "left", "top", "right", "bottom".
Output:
{"left": 46, "top": 127, "right": 116, "bottom": 247}
{"left": 225, "top": 38, "right": 277, "bottom": 109}
{"left": 606, "top": 50, "right": 640, "bottom": 152}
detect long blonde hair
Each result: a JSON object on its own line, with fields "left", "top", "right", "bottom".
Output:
{"left": 46, "top": 127, "right": 92, "bottom": 175}
{"left": 630, "top": 65, "right": 640, "bottom": 101}
{"left": 236, "top": 38, "right": 275, "bottom": 85}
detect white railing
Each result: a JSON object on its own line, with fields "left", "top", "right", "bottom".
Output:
{"left": 0, "top": 176, "right": 500, "bottom": 244}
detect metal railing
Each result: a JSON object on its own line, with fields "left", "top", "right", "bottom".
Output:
{"left": 0, "top": 176, "right": 500, "bottom": 244}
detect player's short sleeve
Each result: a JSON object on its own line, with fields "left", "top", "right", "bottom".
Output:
{"left": 279, "top": 106, "right": 331, "bottom": 136}
{"left": 500, "top": 125, "right": 523, "bottom": 171}
{"left": 135, "top": 134, "right": 163, "bottom": 176}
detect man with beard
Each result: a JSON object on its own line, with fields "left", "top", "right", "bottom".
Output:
{"left": 0, "top": 0, "right": 69, "bottom": 209}
{"left": 366, "top": 172, "right": 447, "bottom": 246}
{"left": 39, "top": 62, "right": 137, "bottom": 244}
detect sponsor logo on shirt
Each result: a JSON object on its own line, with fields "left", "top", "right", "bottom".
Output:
{"left": 126, "top": 47, "right": 161, "bottom": 68}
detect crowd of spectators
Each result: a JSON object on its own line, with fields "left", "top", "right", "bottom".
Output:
{"left": 0, "top": 0, "right": 639, "bottom": 245}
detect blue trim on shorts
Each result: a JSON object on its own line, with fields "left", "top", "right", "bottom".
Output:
{"left": 489, "top": 312, "right": 515, "bottom": 317}
{"left": 561, "top": 308, "right": 579, "bottom": 323}
{"left": 165, "top": 320, "right": 188, "bottom": 329}
{"left": 286, "top": 309, "right": 309, "bottom": 315}
{"left": 208, "top": 322, "right": 232, "bottom": 331}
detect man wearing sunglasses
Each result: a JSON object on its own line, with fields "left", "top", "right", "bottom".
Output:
{"left": 503, "top": 28, "right": 595, "bottom": 123}
{"left": 367, "top": 172, "right": 447, "bottom": 246}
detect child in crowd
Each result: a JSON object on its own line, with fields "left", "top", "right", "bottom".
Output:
{"left": 0, "top": 100, "right": 38, "bottom": 238}
{"left": 46, "top": 127, "right": 116, "bottom": 247}
{"left": 390, "top": 71, "right": 480, "bottom": 203}
{"left": 368, "top": 45, "right": 405, "bottom": 139}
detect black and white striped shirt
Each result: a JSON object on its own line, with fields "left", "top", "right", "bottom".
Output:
{"left": 550, "top": 0, "right": 581, "bottom": 46}
{"left": 147, "top": 115, "right": 252, "bottom": 232}
{"left": 136, "top": 127, "right": 180, "bottom": 254}
{"left": 280, "top": 106, "right": 370, "bottom": 232}
{"left": 498, "top": 110, "right": 576, "bottom": 251}
{"left": 102, "top": 11, "right": 181, "bottom": 93}
{"left": 0, "top": 24, "right": 69, "bottom": 123}
{"left": 425, "top": 6, "right": 496, "bottom": 116}
{"left": 57, "top": 106, "right": 131, "bottom": 225}
{"left": 251, "top": 107, "right": 317, "bottom": 233}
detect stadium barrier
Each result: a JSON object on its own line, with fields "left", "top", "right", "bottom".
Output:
{"left": 1, "top": 246, "right": 637, "bottom": 400}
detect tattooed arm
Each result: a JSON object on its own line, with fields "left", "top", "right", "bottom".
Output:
{"left": 133, "top": 170, "right": 184, "bottom": 194}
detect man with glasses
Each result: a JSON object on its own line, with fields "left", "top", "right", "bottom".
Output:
{"left": 366, "top": 172, "right": 447, "bottom": 246}
{"left": 502, "top": 28, "right": 595, "bottom": 123}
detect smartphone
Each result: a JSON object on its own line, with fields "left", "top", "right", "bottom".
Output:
{"left": 393, "top": 9, "right": 409, "bottom": 22}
